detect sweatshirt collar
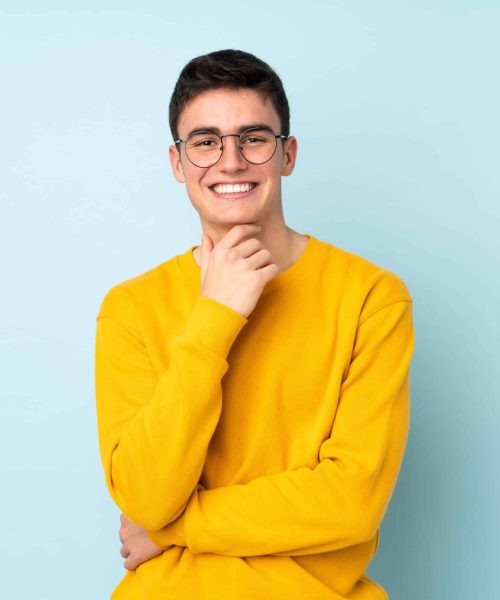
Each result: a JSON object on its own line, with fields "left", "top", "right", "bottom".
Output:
{"left": 176, "top": 233, "right": 317, "bottom": 296}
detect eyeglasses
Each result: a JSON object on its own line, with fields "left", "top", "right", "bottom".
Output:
{"left": 174, "top": 126, "right": 288, "bottom": 168}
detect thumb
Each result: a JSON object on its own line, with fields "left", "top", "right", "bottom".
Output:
{"left": 200, "top": 232, "right": 213, "bottom": 282}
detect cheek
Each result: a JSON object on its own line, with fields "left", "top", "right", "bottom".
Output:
{"left": 185, "top": 177, "right": 207, "bottom": 200}
{"left": 264, "top": 167, "right": 282, "bottom": 189}
{"left": 182, "top": 166, "right": 204, "bottom": 189}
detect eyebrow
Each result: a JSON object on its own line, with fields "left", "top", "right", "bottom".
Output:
{"left": 185, "top": 123, "right": 274, "bottom": 138}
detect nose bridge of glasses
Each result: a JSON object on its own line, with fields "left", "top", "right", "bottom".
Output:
{"left": 220, "top": 133, "right": 242, "bottom": 147}
{"left": 219, "top": 133, "right": 246, "bottom": 160}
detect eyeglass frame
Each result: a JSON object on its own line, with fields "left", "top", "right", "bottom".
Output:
{"left": 173, "top": 126, "right": 289, "bottom": 168}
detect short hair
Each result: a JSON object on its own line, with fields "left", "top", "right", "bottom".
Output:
{"left": 169, "top": 49, "right": 290, "bottom": 142}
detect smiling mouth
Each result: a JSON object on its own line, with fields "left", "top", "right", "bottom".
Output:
{"left": 210, "top": 182, "right": 258, "bottom": 195}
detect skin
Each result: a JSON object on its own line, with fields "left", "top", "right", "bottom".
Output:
{"left": 169, "top": 86, "right": 309, "bottom": 316}
{"left": 119, "top": 513, "right": 162, "bottom": 571}
{"left": 118, "top": 86, "right": 309, "bottom": 569}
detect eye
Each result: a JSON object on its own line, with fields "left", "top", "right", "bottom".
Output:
{"left": 186, "top": 133, "right": 220, "bottom": 149}
{"left": 240, "top": 129, "right": 274, "bottom": 145}
{"left": 195, "top": 139, "right": 216, "bottom": 147}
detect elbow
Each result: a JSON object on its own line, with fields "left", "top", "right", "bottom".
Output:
{"left": 105, "top": 465, "right": 185, "bottom": 531}
{"left": 345, "top": 512, "right": 374, "bottom": 547}
{"left": 123, "top": 505, "right": 165, "bottom": 531}
{"left": 346, "top": 465, "right": 390, "bottom": 545}
{"left": 143, "top": 501, "right": 187, "bottom": 531}
{"left": 356, "top": 518, "right": 379, "bottom": 546}
{"left": 135, "top": 513, "right": 175, "bottom": 532}
{"left": 105, "top": 443, "right": 193, "bottom": 530}
{"left": 114, "top": 490, "right": 185, "bottom": 531}
{"left": 351, "top": 500, "right": 384, "bottom": 546}
{"left": 105, "top": 446, "right": 187, "bottom": 530}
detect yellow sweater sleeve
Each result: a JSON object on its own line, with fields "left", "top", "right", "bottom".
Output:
{"left": 94, "top": 284, "right": 248, "bottom": 530}
{"left": 147, "top": 300, "right": 414, "bottom": 556}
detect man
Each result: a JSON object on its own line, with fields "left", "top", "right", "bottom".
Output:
{"left": 95, "top": 49, "right": 415, "bottom": 599}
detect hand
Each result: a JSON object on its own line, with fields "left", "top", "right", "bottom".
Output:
{"left": 119, "top": 513, "right": 164, "bottom": 571}
{"left": 200, "top": 224, "right": 279, "bottom": 318}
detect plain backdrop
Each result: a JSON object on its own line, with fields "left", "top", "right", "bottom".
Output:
{"left": 1, "top": 2, "right": 498, "bottom": 599}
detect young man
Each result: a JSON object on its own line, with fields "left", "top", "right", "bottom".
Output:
{"left": 95, "top": 49, "right": 415, "bottom": 599}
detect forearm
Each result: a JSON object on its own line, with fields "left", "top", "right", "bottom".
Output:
{"left": 96, "top": 289, "right": 248, "bottom": 530}
{"left": 147, "top": 300, "right": 414, "bottom": 556}
{"left": 147, "top": 417, "right": 407, "bottom": 557}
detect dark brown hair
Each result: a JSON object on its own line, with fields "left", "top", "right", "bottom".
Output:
{"left": 169, "top": 49, "right": 290, "bottom": 141}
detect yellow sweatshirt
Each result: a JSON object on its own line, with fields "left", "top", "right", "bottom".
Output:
{"left": 94, "top": 233, "right": 415, "bottom": 600}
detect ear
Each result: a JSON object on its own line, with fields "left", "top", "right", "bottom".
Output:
{"left": 281, "top": 135, "right": 297, "bottom": 177}
{"left": 169, "top": 144, "right": 186, "bottom": 183}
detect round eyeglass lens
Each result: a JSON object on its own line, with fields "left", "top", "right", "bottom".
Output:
{"left": 185, "top": 132, "right": 222, "bottom": 167}
{"left": 239, "top": 128, "right": 277, "bottom": 164}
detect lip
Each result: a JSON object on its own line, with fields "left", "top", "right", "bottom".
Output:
{"left": 208, "top": 183, "right": 259, "bottom": 200}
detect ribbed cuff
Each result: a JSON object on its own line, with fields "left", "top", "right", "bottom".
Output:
{"left": 181, "top": 295, "right": 248, "bottom": 358}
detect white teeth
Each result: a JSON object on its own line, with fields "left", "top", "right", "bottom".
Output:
{"left": 213, "top": 183, "right": 256, "bottom": 194}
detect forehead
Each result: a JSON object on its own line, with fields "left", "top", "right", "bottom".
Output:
{"left": 177, "top": 87, "right": 281, "bottom": 136}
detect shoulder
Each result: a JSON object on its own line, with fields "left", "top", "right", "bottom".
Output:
{"left": 95, "top": 253, "right": 182, "bottom": 324}
{"left": 310, "top": 234, "right": 413, "bottom": 321}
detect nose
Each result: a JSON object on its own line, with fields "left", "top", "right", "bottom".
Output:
{"left": 217, "top": 134, "right": 248, "bottom": 171}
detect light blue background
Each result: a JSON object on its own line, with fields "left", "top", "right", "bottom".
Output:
{"left": 1, "top": 2, "right": 498, "bottom": 599}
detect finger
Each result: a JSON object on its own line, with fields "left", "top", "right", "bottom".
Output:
{"left": 200, "top": 233, "right": 208, "bottom": 280}
{"left": 256, "top": 262, "right": 280, "bottom": 279}
{"left": 216, "top": 224, "right": 261, "bottom": 251}
{"left": 124, "top": 556, "right": 137, "bottom": 571}
{"left": 120, "top": 543, "right": 130, "bottom": 559}
{"left": 230, "top": 237, "right": 263, "bottom": 258}
{"left": 201, "top": 233, "right": 214, "bottom": 281}
{"left": 124, "top": 555, "right": 138, "bottom": 571}
{"left": 121, "top": 512, "right": 132, "bottom": 525}
{"left": 244, "top": 248, "right": 274, "bottom": 269}
{"left": 120, "top": 513, "right": 129, "bottom": 538}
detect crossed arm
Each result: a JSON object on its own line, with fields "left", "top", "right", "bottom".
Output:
{"left": 112, "top": 299, "right": 414, "bottom": 561}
